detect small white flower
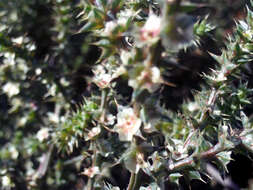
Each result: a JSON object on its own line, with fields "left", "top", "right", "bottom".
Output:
{"left": 243, "top": 29, "right": 253, "bottom": 39}
{"left": 216, "top": 72, "right": 227, "bottom": 82}
{"left": 17, "top": 61, "right": 29, "bottom": 74}
{"left": 114, "top": 107, "right": 141, "bottom": 141}
{"left": 129, "top": 66, "right": 161, "bottom": 92}
{"left": 93, "top": 65, "right": 105, "bottom": 75}
{"left": 213, "top": 110, "right": 221, "bottom": 116}
{"left": 222, "top": 125, "right": 228, "bottom": 133}
{"left": 18, "top": 116, "right": 27, "bottom": 127}
{"left": 117, "top": 9, "right": 134, "bottom": 26}
{"left": 105, "top": 114, "right": 116, "bottom": 125}
{"left": 111, "top": 66, "right": 126, "bottom": 79}
{"left": 103, "top": 21, "right": 117, "bottom": 36}
{"left": 93, "top": 73, "right": 112, "bottom": 88}
{"left": 86, "top": 127, "right": 101, "bottom": 141}
{"left": 35, "top": 68, "right": 42, "bottom": 75}
{"left": 9, "top": 146, "right": 19, "bottom": 160}
{"left": 93, "top": 64, "right": 125, "bottom": 88}
{"left": 27, "top": 43, "right": 36, "bottom": 51}
{"left": 3, "top": 82, "right": 20, "bottom": 97}
{"left": 120, "top": 50, "right": 133, "bottom": 65}
{"left": 12, "top": 36, "right": 23, "bottom": 45}
{"left": 3, "top": 52, "right": 15, "bottom": 66}
{"left": 44, "top": 84, "right": 57, "bottom": 97}
{"left": 82, "top": 166, "right": 99, "bottom": 178}
{"left": 188, "top": 102, "right": 199, "bottom": 112}
{"left": 1, "top": 176, "right": 11, "bottom": 187}
{"left": 49, "top": 84, "right": 57, "bottom": 96}
{"left": 60, "top": 77, "right": 70, "bottom": 86}
{"left": 118, "top": 17, "right": 128, "bottom": 26}
{"left": 92, "top": 65, "right": 112, "bottom": 88}
{"left": 209, "top": 68, "right": 229, "bottom": 83}
{"left": 60, "top": 116, "right": 66, "bottom": 122}
{"left": 36, "top": 128, "right": 50, "bottom": 142}
{"left": 150, "top": 67, "right": 161, "bottom": 83}
{"left": 48, "top": 112, "right": 60, "bottom": 123}
{"left": 167, "top": 139, "right": 188, "bottom": 160}
{"left": 140, "top": 14, "right": 161, "bottom": 41}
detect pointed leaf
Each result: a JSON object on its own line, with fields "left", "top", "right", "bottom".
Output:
{"left": 216, "top": 151, "right": 233, "bottom": 172}
{"left": 169, "top": 173, "right": 182, "bottom": 185}
{"left": 188, "top": 171, "right": 205, "bottom": 183}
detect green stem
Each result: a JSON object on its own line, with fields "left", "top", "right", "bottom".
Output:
{"left": 127, "top": 172, "right": 137, "bottom": 190}
{"left": 100, "top": 89, "right": 108, "bottom": 110}
{"left": 86, "top": 141, "right": 97, "bottom": 190}
{"left": 168, "top": 142, "right": 228, "bottom": 172}
{"left": 87, "top": 178, "right": 94, "bottom": 190}
{"left": 100, "top": 88, "right": 108, "bottom": 122}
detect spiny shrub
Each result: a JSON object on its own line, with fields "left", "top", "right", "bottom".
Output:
{"left": 1, "top": 0, "right": 253, "bottom": 190}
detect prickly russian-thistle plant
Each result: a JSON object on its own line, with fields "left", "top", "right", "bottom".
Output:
{"left": 0, "top": 0, "right": 253, "bottom": 189}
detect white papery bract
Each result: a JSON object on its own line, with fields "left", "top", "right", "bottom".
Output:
{"left": 128, "top": 66, "right": 161, "bottom": 92}
{"left": 140, "top": 14, "right": 161, "bottom": 42}
{"left": 82, "top": 166, "right": 100, "bottom": 178}
{"left": 36, "top": 128, "right": 50, "bottom": 142}
{"left": 114, "top": 107, "right": 141, "bottom": 141}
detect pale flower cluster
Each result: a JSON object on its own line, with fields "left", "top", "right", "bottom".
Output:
{"left": 47, "top": 112, "right": 60, "bottom": 123}
{"left": 102, "top": 9, "right": 134, "bottom": 36}
{"left": 85, "top": 127, "right": 101, "bottom": 141}
{"left": 1, "top": 175, "right": 12, "bottom": 188}
{"left": 36, "top": 128, "right": 50, "bottom": 142}
{"left": 8, "top": 145, "right": 19, "bottom": 160}
{"left": 117, "top": 9, "right": 135, "bottom": 26}
{"left": 3, "top": 52, "right": 15, "bottom": 66}
{"left": 3, "top": 82, "right": 20, "bottom": 97}
{"left": 129, "top": 66, "right": 161, "bottom": 92}
{"left": 104, "top": 114, "right": 116, "bottom": 125}
{"left": 12, "top": 36, "right": 23, "bottom": 45}
{"left": 92, "top": 65, "right": 125, "bottom": 88}
{"left": 216, "top": 72, "right": 227, "bottom": 82}
{"left": 82, "top": 166, "right": 100, "bottom": 178}
{"left": 92, "top": 65, "right": 111, "bottom": 88}
{"left": 167, "top": 139, "right": 188, "bottom": 161}
{"left": 114, "top": 107, "right": 141, "bottom": 141}
{"left": 140, "top": 14, "right": 161, "bottom": 41}
{"left": 103, "top": 21, "right": 117, "bottom": 36}
{"left": 187, "top": 102, "right": 200, "bottom": 112}
{"left": 120, "top": 50, "right": 133, "bottom": 65}
{"left": 211, "top": 66, "right": 232, "bottom": 82}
